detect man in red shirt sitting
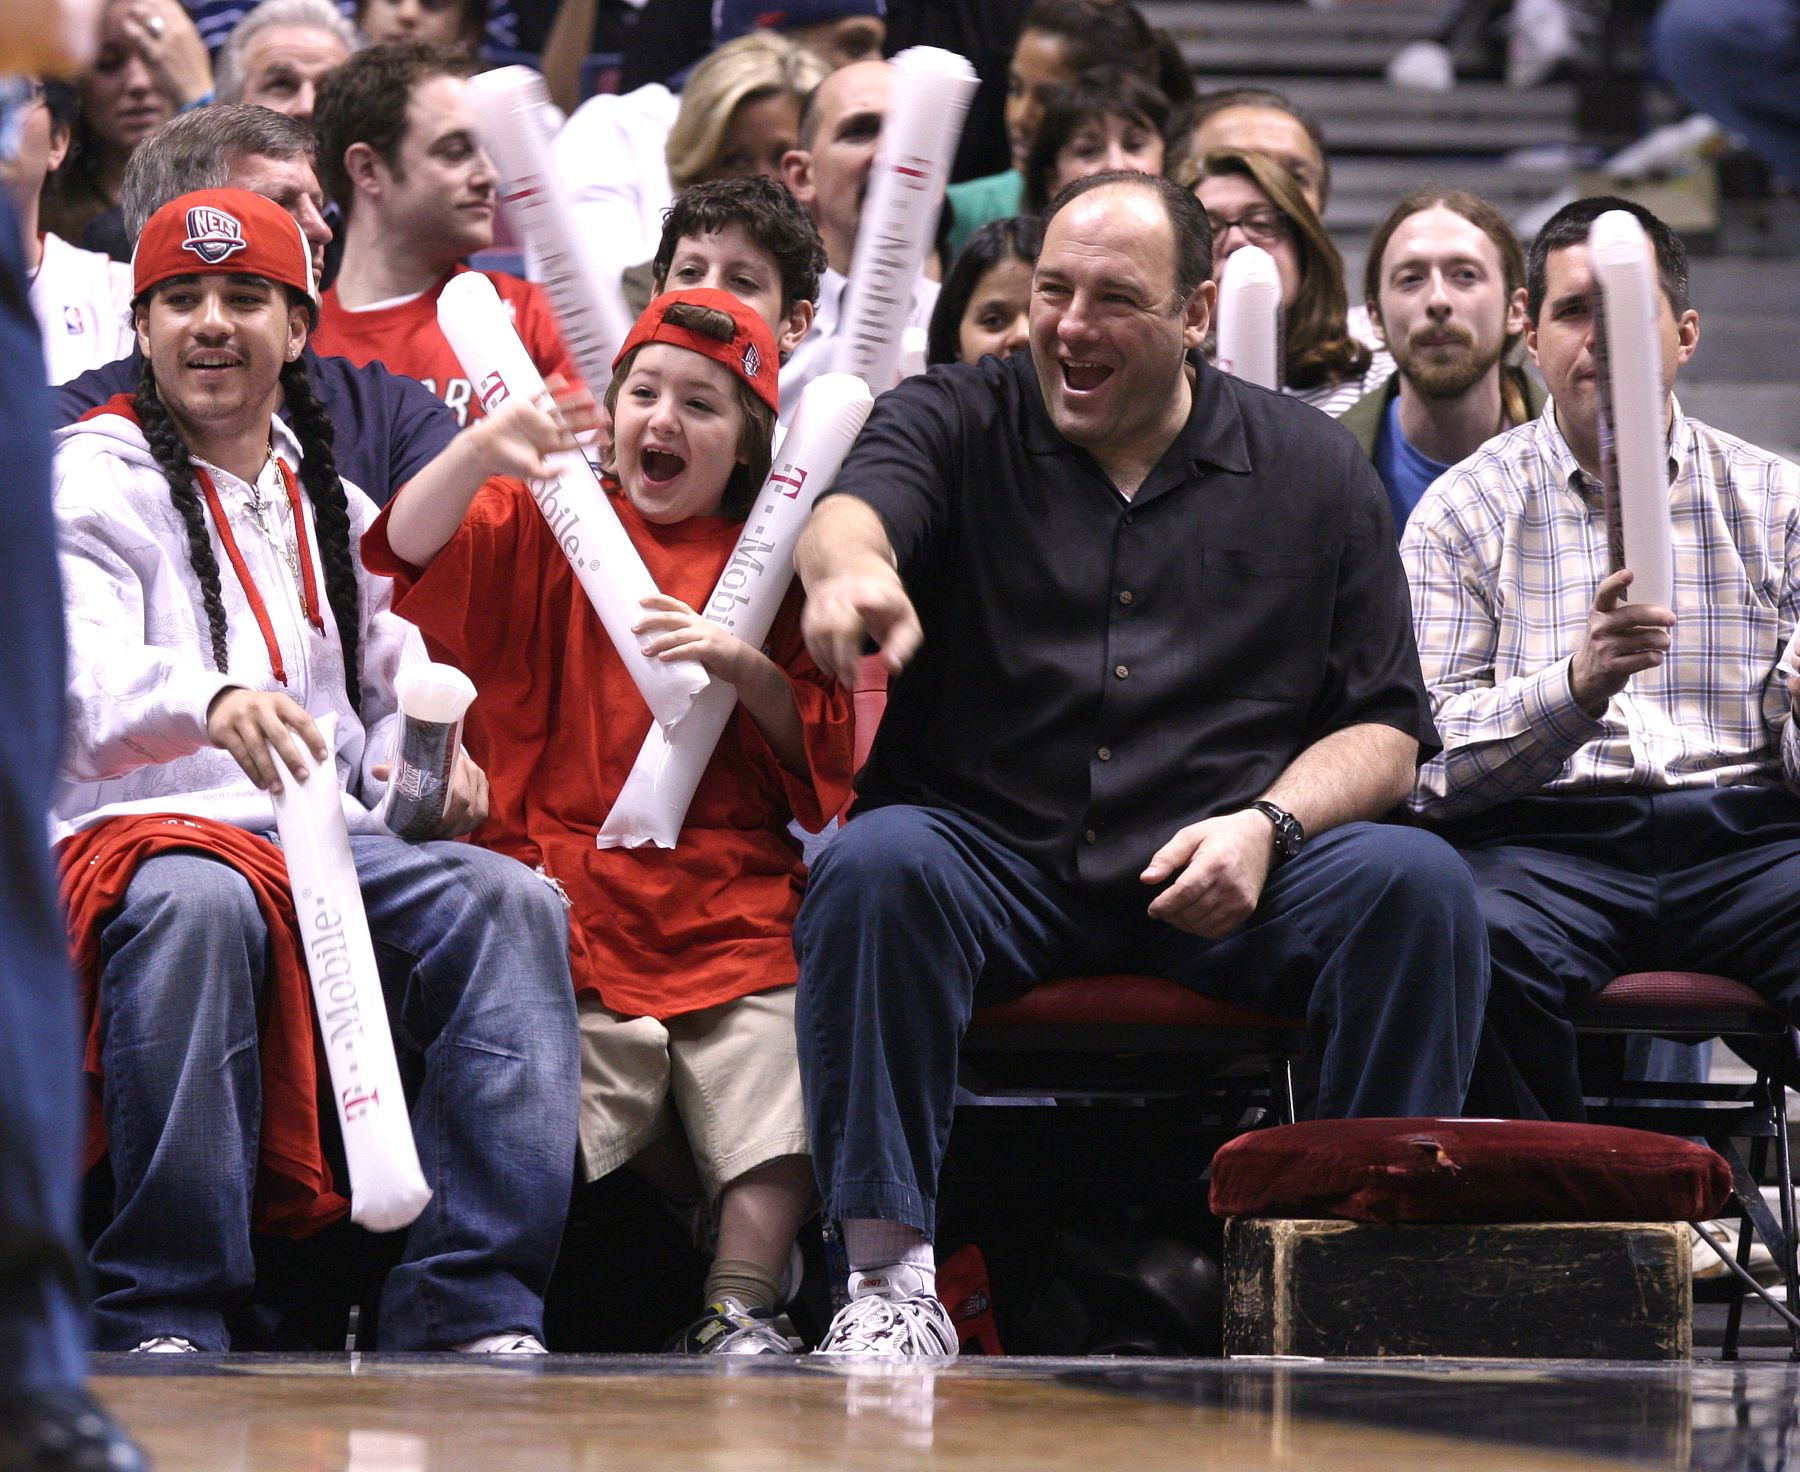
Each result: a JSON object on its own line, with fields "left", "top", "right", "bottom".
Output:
{"left": 310, "top": 41, "right": 577, "bottom": 425}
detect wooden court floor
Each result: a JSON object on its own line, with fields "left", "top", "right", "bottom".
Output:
{"left": 88, "top": 1353, "right": 1800, "bottom": 1471}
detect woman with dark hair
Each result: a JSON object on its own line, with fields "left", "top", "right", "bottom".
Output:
{"left": 944, "top": 0, "right": 1192, "bottom": 256}
{"left": 926, "top": 215, "right": 1041, "bottom": 366}
{"left": 1185, "top": 147, "right": 1393, "bottom": 415}
{"left": 54, "top": 187, "right": 584, "bottom": 1355}
{"left": 1020, "top": 70, "right": 1168, "bottom": 215}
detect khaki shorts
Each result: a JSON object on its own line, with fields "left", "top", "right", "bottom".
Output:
{"left": 576, "top": 985, "right": 810, "bottom": 1198}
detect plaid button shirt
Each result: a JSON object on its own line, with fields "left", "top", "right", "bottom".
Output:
{"left": 1400, "top": 398, "right": 1800, "bottom": 821}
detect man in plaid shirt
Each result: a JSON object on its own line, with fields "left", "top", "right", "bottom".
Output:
{"left": 1401, "top": 195, "right": 1800, "bottom": 1121}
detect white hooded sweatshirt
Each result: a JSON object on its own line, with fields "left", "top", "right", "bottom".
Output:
{"left": 52, "top": 405, "right": 421, "bottom": 840}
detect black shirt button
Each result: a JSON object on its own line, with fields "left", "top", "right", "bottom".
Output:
{"left": 1114, "top": 664, "right": 1129, "bottom": 679}
{"left": 1123, "top": 513, "right": 1135, "bottom": 525}
{"left": 1097, "top": 746, "right": 1112, "bottom": 761}
{"left": 1084, "top": 828, "right": 1098, "bottom": 844}
{"left": 1118, "top": 590, "right": 1134, "bottom": 606}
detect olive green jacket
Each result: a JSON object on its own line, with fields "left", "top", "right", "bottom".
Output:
{"left": 1336, "top": 366, "right": 1549, "bottom": 461}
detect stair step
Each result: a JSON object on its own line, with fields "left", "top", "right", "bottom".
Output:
{"left": 1146, "top": 0, "right": 1472, "bottom": 77}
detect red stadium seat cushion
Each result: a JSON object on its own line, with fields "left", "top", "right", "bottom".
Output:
{"left": 1209, "top": 1118, "right": 1732, "bottom": 1224}
{"left": 1587, "top": 971, "right": 1779, "bottom": 1015}
{"left": 972, "top": 974, "right": 1301, "bottom": 1029}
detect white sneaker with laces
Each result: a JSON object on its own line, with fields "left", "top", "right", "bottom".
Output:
{"left": 812, "top": 1292, "right": 959, "bottom": 1358}
{"left": 129, "top": 1336, "right": 199, "bottom": 1353}
{"left": 453, "top": 1332, "right": 548, "bottom": 1354}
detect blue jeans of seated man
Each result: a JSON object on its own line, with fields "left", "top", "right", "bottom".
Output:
{"left": 89, "top": 835, "right": 580, "bottom": 1352}
{"left": 1651, "top": 0, "right": 1800, "bottom": 185}
{"left": 793, "top": 805, "right": 1489, "bottom": 1239}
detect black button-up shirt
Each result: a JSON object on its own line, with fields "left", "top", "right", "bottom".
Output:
{"left": 829, "top": 349, "right": 1439, "bottom": 898}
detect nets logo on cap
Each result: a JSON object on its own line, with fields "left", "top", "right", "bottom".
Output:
{"left": 741, "top": 340, "right": 761, "bottom": 382}
{"left": 182, "top": 205, "right": 248, "bottom": 266}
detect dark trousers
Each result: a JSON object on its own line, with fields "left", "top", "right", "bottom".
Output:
{"left": 1447, "top": 786, "right": 1800, "bottom": 1122}
{"left": 0, "top": 191, "right": 85, "bottom": 1399}
{"left": 793, "top": 804, "right": 1489, "bottom": 1238}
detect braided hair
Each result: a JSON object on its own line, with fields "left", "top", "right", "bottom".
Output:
{"left": 133, "top": 347, "right": 365, "bottom": 713}
{"left": 280, "top": 356, "right": 364, "bottom": 715}
{"left": 136, "top": 360, "right": 232, "bottom": 676}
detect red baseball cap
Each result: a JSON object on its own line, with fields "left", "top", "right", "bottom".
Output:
{"left": 616, "top": 288, "right": 780, "bottom": 415}
{"left": 132, "top": 188, "right": 315, "bottom": 303}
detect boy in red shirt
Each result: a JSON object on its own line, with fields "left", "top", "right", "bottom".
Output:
{"left": 365, "top": 289, "right": 851, "bottom": 1353}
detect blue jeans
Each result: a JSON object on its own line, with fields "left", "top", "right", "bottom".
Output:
{"left": 793, "top": 805, "right": 1489, "bottom": 1238}
{"left": 1652, "top": 0, "right": 1800, "bottom": 184}
{"left": 88, "top": 835, "right": 579, "bottom": 1351}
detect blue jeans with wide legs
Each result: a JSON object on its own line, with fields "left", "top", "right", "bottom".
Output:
{"left": 793, "top": 804, "right": 1489, "bottom": 1239}
{"left": 88, "top": 835, "right": 579, "bottom": 1351}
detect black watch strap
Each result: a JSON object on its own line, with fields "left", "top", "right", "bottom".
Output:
{"left": 1249, "top": 800, "right": 1305, "bottom": 865}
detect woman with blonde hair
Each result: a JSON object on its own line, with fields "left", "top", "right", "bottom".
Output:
{"left": 554, "top": 30, "right": 827, "bottom": 323}
{"left": 1184, "top": 147, "right": 1392, "bottom": 415}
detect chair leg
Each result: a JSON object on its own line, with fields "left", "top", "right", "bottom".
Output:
{"left": 1773, "top": 1077, "right": 1800, "bottom": 1358}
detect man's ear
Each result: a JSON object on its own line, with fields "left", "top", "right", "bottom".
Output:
{"left": 1525, "top": 315, "right": 1541, "bottom": 370}
{"left": 1675, "top": 306, "right": 1700, "bottom": 368}
{"left": 1505, "top": 284, "right": 1528, "bottom": 340}
{"left": 1367, "top": 299, "right": 1388, "bottom": 350}
{"left": 782, "top": 149, "right": 815, "bottom": 207}
{"left": 342, "top": 140, "right": 386, "bottom": 201}
{"left": 286, "top": 302, "right": 308, "bottom": 363}
{"left": 133, "top": 301, "right": 151, "bottom": 362}
{"left": 46, "top": 119, "right": 71, "bottom": 175}
{"left": 1182, "top": 279, "right": 1217, "bottom": 349}
{"left": 778, "top": 297, "right": 814, "bottom": 357}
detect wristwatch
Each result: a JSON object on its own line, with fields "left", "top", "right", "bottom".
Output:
{"left": 1249, "top": 800, "right": 1305, "bottom": 867}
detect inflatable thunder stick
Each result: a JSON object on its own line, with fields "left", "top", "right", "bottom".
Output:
{"left": 596, "top": 373, "right": 876, "bottom": 848}
{"left": 1590, "top": 209, "right": 1675, "bottom": 613}
{"left": 268, "top": 713, "right": 431, "bottom": 1232}
{"left": 834, "top": 47, "right": 979, "bottom": 391}
{"left": 1215, "top": 245, "right": 1282, "bottom": 391}
{"left": 466, "top": 66, "right": 632, "bottom": 395}
{"left": 437, "top": 271, "right": 709, "bottom": 728}
{"left": 381, "top": 663, "right": 477, "bottom": 841}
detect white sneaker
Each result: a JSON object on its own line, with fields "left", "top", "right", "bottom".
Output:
{"left": 812, "top": 1292, "right": 959, "bottom": 1359}
{"left": 453, "top": 1332, "right": 548, "bottom": 1354}
{"left": 130, "top": 1336, "right": 199, "bottom": 1353}
{"left": 1692, "top": 1220, "right": 1783, "bottom": 1284}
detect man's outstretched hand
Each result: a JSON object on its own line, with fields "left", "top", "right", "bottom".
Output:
{"left": 801, "top": 563, "right": 923, "bottom": 690}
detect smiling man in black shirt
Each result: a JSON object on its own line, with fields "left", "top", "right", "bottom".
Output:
{"left": 792, "top": 172, "right": 1488, "bottom": 1359}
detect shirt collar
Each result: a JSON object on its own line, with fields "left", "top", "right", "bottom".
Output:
{"left": 1539, "top": 392, "right": 1688, "bottom": 506}
{"left": 1017, "top": 349, "right": 1254, "bottom": 480}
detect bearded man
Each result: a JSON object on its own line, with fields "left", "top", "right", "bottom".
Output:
{"left": 1340, "top": 190, "right": 1544, "bottom": 533}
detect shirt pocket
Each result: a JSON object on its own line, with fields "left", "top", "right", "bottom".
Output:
{"left": 1194, "top": 547, "right": 1335, "bottom": 704}
{"left": 1661, "top": 597, "right": 1786, "bottom": 728}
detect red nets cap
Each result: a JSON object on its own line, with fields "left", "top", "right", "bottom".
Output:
{"left": 614, "top": 288, "right": 780, "bottom": 415}
{"left": 132, "top": 188, "right": 315, "bottom": 303}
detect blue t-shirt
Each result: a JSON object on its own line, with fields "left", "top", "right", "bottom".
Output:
{"left": 1373, "top": 393, "right": 1455, "bottom": 536}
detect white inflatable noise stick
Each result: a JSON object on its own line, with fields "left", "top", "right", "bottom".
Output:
{"left": 1590, "top": 209, "right": 1675, "bottom": 612}
{"left": 1215, "top": 245, "right": 1282, "bottom": 391}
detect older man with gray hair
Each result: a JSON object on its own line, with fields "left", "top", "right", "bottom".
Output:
{"left": 215, "top": 0, "right": 360, "bottom": 131}
{"left": 54, "top": 103, "right": 454, "bottom": 504}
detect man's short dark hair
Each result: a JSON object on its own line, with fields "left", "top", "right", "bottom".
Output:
{"left": 1527, "top": 195, "right": 1692, "bottom": 322}
{"left": 313, "top": 40, "right": 476, "bottom": 221}
{"left": 651, "top": 175, "right": 827, "bottom": 310}
{"left": 120, "top": 104, "right": 316, "bottom": 238}
{"left": 1043, "top": 170, "right": 1213, "bottom": 304}
{"left": 1170, "top": 86, "right": 1330, "bottom": 208}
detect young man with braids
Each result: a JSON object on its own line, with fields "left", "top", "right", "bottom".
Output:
{"left": 51, "top": 187, "right": 589, "bottom": 1354}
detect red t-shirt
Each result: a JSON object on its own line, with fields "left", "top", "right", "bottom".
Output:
{"left": 362, "top": 480, "right": 853, "bottom": 1020}
{"left": 314, "top": 266, "right": 579, "bottom": 428}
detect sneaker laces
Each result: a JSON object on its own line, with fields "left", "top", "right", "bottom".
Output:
{"left": 676, "top": 1298, "right": 804, "bottom": 1355}
{"left": 816, "top": 1293, "right": 959, "bottom": 1357}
